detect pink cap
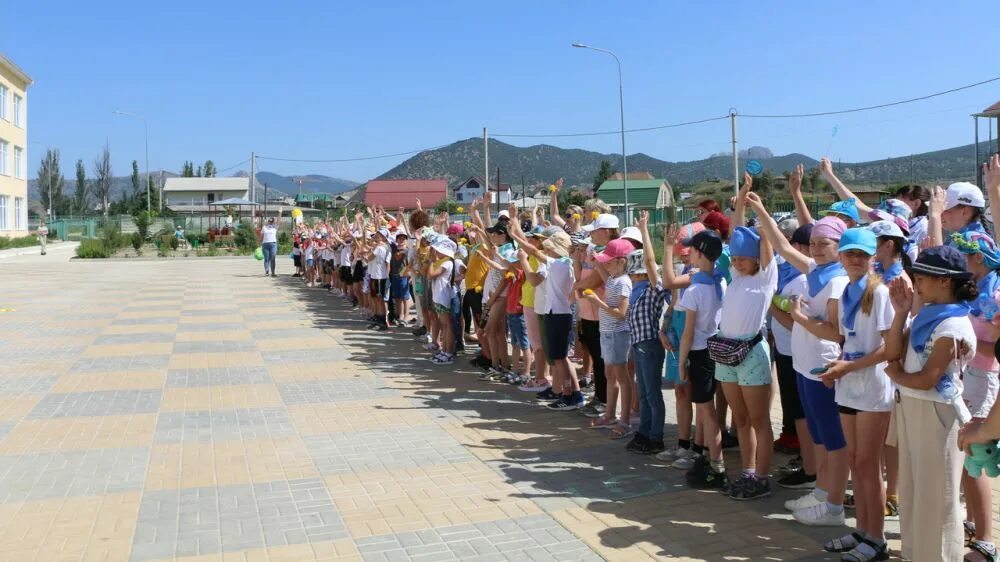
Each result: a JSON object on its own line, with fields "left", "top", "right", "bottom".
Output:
{"left": 811, "top": 216, "right": 847, "bottom": 241}
{"left": 595, "top": 238, "right": 634, "bottom": 263}
{"left": 446, "top": 223, "right": 465, "bottom": 236}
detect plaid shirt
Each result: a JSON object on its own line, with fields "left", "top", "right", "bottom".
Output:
{"left": 628, "top": 281, "right": 670, "bottom": 346}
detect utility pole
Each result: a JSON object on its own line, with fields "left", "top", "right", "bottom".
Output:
{"left": 483, "top": 128, "right": 489, "bottom": 217}
{"left": 496, "top": 167, "right": 501, "bottom": 218}
{"left": 730, "top": 110, "right": 739, "bottom": 204}
{"left": 250, "top": 151, "right": 256, "bottom": 204}
{"left": 159, "top": 170, "right": 164, "bottom": 212}
{"left": 521, "top": 174, "right": 525, "bottom": 212}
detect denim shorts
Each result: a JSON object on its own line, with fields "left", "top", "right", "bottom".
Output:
{"left": 600, "top": 330, "right": 631, "bottom": 366}
{"left": 507, "top": 313, "right": 528, "bottom": 350}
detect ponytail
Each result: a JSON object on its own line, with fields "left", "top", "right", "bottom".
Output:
{"left": 861, "top": 270, "right": 883, "bottom": 316}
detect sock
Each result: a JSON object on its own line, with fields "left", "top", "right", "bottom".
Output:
{"left": 710, "top": 458, "right": 725, "bottom": 473}
{"left": 678, "top": 439, "right": 691, "bottom": 450}
{"left": 826, "top": 501, "right": 844, "bottom": 515}
{"left": 742, "top": 468, "right": 756, "bottom": 478}
{"left": 813, "top": 488, "right": 828, "bottom": 502}
{"left": 692, "top": 443, "right": 704, "bottom": 456}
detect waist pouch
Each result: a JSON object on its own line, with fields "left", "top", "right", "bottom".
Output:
{"left": 707, "top": 332, "right": 763, "bottom": 367}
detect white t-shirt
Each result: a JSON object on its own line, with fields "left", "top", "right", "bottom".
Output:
{"left": 261, "top": 225, "right": 277, "bottom": 244}
{"left": 368, "top": 244, "right": 390, "bottom": 280}
{"left": 532, "top": 259, "right": 549, "bottom": 313}
{"left": 431, "top": 260, "right": 454, "bottom": 307}
{"left": 677, "top": 280, "right": 725, "bottom": 351}
{"left": 599, "top": 274, "right": 632, "bottom": 333}
{"left": 836, "top": 284, "right": 895, "bottom": 412}
{"left": 539, "top": 256, "right": 575, "bottom": 315}
{"left": 719, "top": 259, "right": 777, "bottom": 339}
{"left": 340, "top": 243, "right": 352, "bottom": 265}
{"left": 900, "top": 316, "right": 976, "bottom": 403}
{"left": 772, "top": 272, "right": 808, "bottom": 357}
{"left": 792, "top": 260, "right": 850, "bottom": 380}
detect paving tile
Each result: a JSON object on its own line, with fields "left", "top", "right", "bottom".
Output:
{"left": 176, "top": 322, "right": 246, "bottom": 333}
{"left": 27, "top": 389, "right": 162, "bottom": 418}
{"left": 160, "top": 384, "right": 283, "bottom": 412}
{"left": 173, "top": 341, "right": 259, "bottom": 353}
{"left": 145, "top": 437, "right": 318, "bottom": 490}
{"left": 155, "top": 407, "right": 295, "bottom": 443}
{"left": 50, "top": 371, "right": 166, "bottom": 393}
{"left": 304, "top": 426, "right": 473, "bottom": 475}
{"left": 0, "top": 447, "right": 148, "bottom": 502}
{"left": 166, "top": 367, "right": 273, "bottom": 387}
{"left": 94, "top": 332, "right": 177, "bottom": 345}
{"left": 262, "top": 347, "right": 351, "bottom": 364}
{"left": 0, "top": 414, "right": 157, "bottom": 454}
{"left": 277, "top": 379, "right": 397, "bottom": 405}
{"left": 131, "top": 478, "right": 348, "bottom": 561}
{"left": 0, "top": 375, "right": 59, "bottom": 396}
{"left": 70, "top": 355, "right": 171, "bottom": 372}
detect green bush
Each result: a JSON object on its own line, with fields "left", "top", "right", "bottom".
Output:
{"left": 100, "top": 225, "right": 124, "bottom": 252}
{"left": 277, "top": 230, "right": 290, "bottom": 246}
{"left": 0, "top": 235, "right": 39, "bottom": 250}
{"left": 130, "top": 232, "right": 143, "bottom": 252}
{"left": 234, "top": 222, "right": 256, "bottom": 251}
{"left": 135, "top": 211, "right": 157, "bottom": 240}
{"left": 76, "top": 239, "right": 110, "bottom": 258}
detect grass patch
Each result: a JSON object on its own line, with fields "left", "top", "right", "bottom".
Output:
{"left": 0, "top": 235, "right": 39, "bottom": 250}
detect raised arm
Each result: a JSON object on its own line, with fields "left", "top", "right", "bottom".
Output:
{"left": 517, "top": 248, "right": 544, "bottom": 287}
{"left": 927, "top": 186, "right": 945, "bottom": 247}
{"left": 745, "top": 192, "right": 811, "bottom": 273}
{"left": 637, "top": 211, "right": 659, "bottom": 287}
{"left": 549, "top": 178, "right": 566, "bottom": 228}
{"left": 661, "top": 224, "right": 692, "bottom": 290}
{"left": 820, "top": 157, "right": 873, "bottom": 215}
{"left": 734, "top": 172, "right": 751, "bottom": 228}
{"left": 987, "top": 155, "right": 1000, "bottom": 241}
{"left": 789, "top": 164, "right": 814, "bottom": 225}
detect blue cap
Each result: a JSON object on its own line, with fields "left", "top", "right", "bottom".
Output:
{"left": 838, "top": 227, "right": 877, "bottom": 255}
{"left": 821, "top": 198, "right": 860, "bottom": 223}
{"left": 913, "top": 245, "right": 972, "bottom": 279}
{"left": 729, "top": 226, "right": 761, "bottom": 259}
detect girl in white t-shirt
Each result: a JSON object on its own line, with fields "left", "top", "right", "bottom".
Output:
{"left": 746, "top": 193, "right": 852, "bottom": 529}
{"left": 884, "top": 246, "right": 979, "bottom": 562}
{"left": 815, "top": 228, "right": 894, "bottom": 561}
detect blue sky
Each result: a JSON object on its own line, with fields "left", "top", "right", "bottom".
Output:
{"left": 7, "top": 1, "right": 1000, "bottom": 183}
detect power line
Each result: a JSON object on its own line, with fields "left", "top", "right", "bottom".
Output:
{"left": 257, "top": 144, "right": 451, "bottom": 163}
{"left": 492, "top": 115, "right": 730, "bottom": 138}
{"left": 741, "top": 75, "right": 1000, "bottom": 119}
{"left": 217, "top": 158, "right": 250, "bottom": 175}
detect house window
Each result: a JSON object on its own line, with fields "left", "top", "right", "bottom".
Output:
{"left": 13, "top": 146, "right": 22, "bottom": 179}
{"left": 207, "top": 193, "right": 215, "bottom": 204}
{"left": 12, "top": 94, "right": 22, "bottom": 128}
{"left": 0, "top": 84, "right": 6, "bottom": 120}
{"left": 0, "top": 195, "right": 8, "bottom": 230}
{"left": 14, "top": 197, "right": 23, "bottom": 230}
{"left": 0, "top": 140, "right": 8, "bottom": 176}
{"left": 456, "top": 192, "right": 463, "bottom": 202}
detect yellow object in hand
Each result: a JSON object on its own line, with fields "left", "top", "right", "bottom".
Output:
{"left": 548, "top": 184, "right": 557, "bottom": 192}
{"left": 583, "top": 289, "right": 594, "bottom": 296}
{"left": 505, "top": 272, "right": 515, "bottom": 279}
{"left": 464, "top": 221, "right": 472, "bottom": 228}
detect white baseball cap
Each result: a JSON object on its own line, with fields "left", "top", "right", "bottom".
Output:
{"left": 497, "top": 210, "right": 510, "bottom": 219}
{"left": 945, "top": 182, "right": 985, "bottom": 211}
{"left": 582, "top": 213, "right": 620, "bottom": 232}
{"left": 432, "top": 239, "right": 456, "bottom": 258}
{"left": 620, "top": 226, "right": 642, "bottom": 244}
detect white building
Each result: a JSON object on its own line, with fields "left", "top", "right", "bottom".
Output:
{"left": 453, "top": 176, "right": 511, "bottom": 204}
{"left": 163, "top": 177, "right": 251, "bottom": 208}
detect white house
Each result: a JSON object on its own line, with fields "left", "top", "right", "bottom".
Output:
{"left": 453, "top": 176, "right": 511, "bottom": 204}
{"left": 163, "top": 177, "right": 251, "bottom": 208}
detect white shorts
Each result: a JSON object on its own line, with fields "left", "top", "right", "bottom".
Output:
{"left": 964, "top": 366, "right": 1000, "bottom": 419}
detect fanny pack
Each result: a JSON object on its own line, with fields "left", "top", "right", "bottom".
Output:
{"left": 707, "top": 332, "right": 763, "bottom": 367}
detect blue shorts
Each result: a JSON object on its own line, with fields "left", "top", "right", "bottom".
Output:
{"left": 507, "top": 313, "right": 528, "bottom": 350}
{"left": 390, "top": 275, "right": 411, "bottom": 300}
{"left": 797, "top": 373, "right": 846, "bottom": 452}
{"left": 600, "top": 330, "right": 631, "bottom": 366}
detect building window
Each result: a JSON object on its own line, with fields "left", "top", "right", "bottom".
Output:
{"left": 14, "top": 197, "right": 23, "bottom": 230}
{"left": 0, "top": 84, "right": 6, "bottom": 121}
{"left": 0, "top": 195, "right": 8, "bottom": 230}
{"left": 13, "top": 146, "right": 22, "bottom": 179}
{"left": 12, "top": 94, "right": 22, "bottom": 127}
{"left": 0, "top": 140, "right": 8, "bottom": 176}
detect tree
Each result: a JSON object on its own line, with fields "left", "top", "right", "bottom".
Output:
{"left": 131, "top": 160, "right": 141, "bottom": 199}
{"left": 203, "top": 160, "right": 216, "bottom": 178}
{"left": 593, "top": 160, "right": 613, "bottom": 191}
{"left": 94, "top": 142, "right": 113, "bottom": 217}
{"left": 182, "top": 161, "right": 194, "bottom": 177}
{"left": 196, "top": 165, "right": 203, "bottom": 177}
{"left": 74, "top": 159, "right": 90, "bottom": 215}
{"left": 37, "top": 149, "right": 69, "bottom": 217}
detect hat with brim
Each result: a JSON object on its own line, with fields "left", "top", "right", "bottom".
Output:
{"left": 594, "top": 238, "right": 633, "bottom": 264}
{"left": 868, "top": 220, "right": 906, "bottom": 241}
{"left": 432, "top": 240, "right": 456, "bottom": 259}
{"left": 912, "top": 246, "right": 972, "bottom": 279}
{"left": 838, "top": 227, "right": 878, "bottom": 255}
{"left": 626, "top": 249, "right": 647, "bottom": 275}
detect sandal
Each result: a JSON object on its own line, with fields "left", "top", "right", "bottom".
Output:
{"left": 824, "top": 532, "right": 865, "bottom": 553}
{"left": 842, "top": 538, "right": 889, "bottom": 562}
{"left": 966, "top": 540, "right": 998, "bottom": 562}
{"left": 588, "top": 416, "right": 618, "bottom": 430}
{"left": 610, "top": 422, "right": 635, "bottom": 440}
{"left": 967, "top": 521, "right": 978, "bottom": 547}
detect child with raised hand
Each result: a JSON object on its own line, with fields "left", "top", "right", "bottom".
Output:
{"left": 664, "top": 225, "right": 728, "bottom": 490}
{"left": 812, "top": 227, "right": 895, "bottom": 561}
{"left": 884, "top": 247, "right": 978, "bottom": 562}
{"left": 427, "top": 238, "right": 459, "bottom": 365}
{"left": 711, "top": 174, "right": 778, "bottom": 501}
{"left": 744, "top": 191, "right": 851, "bottom": 527}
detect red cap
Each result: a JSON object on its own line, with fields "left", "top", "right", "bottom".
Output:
{"left": 446, "top": 223, "right": 465, "bottom": 236}
{"left": 702, "top": 211, "right": 731, "bottom": 239}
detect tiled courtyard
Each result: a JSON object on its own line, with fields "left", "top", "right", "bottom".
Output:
{"left": 0, "top": 253, "right": 940, "bottom": 561}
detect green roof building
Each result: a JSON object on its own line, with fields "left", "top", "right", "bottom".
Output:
{"left": 596, "top": 178, "right": 674, "bottom": 209}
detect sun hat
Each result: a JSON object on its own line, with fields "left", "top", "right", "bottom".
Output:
{"left": 812, "top": 216, "right": 848, "bottom": 241}
{"left": 912, "top": 245, "right": 973, "bottom": 279}
{"left": 542, "top": 230, "right": 572, "bottom": 257}
{"left": 582, "top": 213, "right": 620, "bottom": 232}
{"left": 945, "top": 182, "right": 986, "bottom": 210}
{"left": 821, "top": 198, "right": 860, "bottom": 224}
{"left": 868, "top": 220, "right": 906, "bottom": 241}
{"left": 432, "top": 238, "right": 456, "bottom": 259}
{"left": 729, "top": 226, "right": 761, "bottom": 259}
{"left": 595, "top": 238, "right": 634, "bottom": 264}
{"left": 684, "top": 231, "right": 724, "bottom": 262}
{"left": 626, "top": 249, "right": 647, "bottom": 275}
{"left": 675, "top": 222, "right": 706, "bottom": 256}
{"left": 838, "top": 227, "right": 878, "bottom": 255}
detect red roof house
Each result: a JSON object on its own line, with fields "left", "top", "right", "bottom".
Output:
{"left": 363, "top": 179, "right": 448, "bottom": 209}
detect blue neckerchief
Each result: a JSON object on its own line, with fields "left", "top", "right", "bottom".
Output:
{"left": 840, "top": 275, "right": 866, "bottom": 332}
{"left": 629, "top": 280, "right": 650, "bottom": 307}
{"left": 973, "top": 271, "right": 1000, "bottom": 316}
{"left": 777, "top": 260, "right": 802, "bottom": 294}
{"left": 691, "top": 270, "right": 724, "bottom": 300}
{"left": 806, "top": 261, "right": 847, "bottom": 298}
{"left": 874, "top": 260, "right": 904, "bottom": 284}
{"left": 961, "top": 221, "right": 987, "bottom": 235}
{"left": 909, "top": 303, "right": 971, "bottom": 354}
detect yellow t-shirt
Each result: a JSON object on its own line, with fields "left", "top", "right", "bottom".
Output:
{"left": 464, "top": 244, "right": 490, "bottom": 291}
{"left": 520, "top": 256, "right": 537, "bottom": 308}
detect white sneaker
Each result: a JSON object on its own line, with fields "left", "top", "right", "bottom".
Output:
{"left": 656, "top": 446, "right": 692, "bottom": 463}
{"left": 784, "top": 491, "right": 822, "bottom": 512}
{"left": 423, "top": 334, "right": 433, "bottom": 344}
{"left": 793, "top": 502, "right": 845, "bottom": 526}
{"left": 671, "top": 451, "right": 698, "bottom": 470}
{"left": 423, "top": 342, "right": 439, "bottom": 351}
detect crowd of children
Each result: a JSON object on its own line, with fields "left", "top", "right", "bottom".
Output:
{"left": 284, "top": 155, "right": 1000, "bottom": 562}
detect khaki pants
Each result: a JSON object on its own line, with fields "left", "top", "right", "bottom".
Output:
{"left": 895, "top": 395, "right": 964, "bottom": 561}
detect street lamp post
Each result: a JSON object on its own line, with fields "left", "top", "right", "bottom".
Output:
{"left": 113, "top": 110, "right": 150, "bottom": 213}
{"left": 572, "top": 43, "right": 628, "bottom": 218}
